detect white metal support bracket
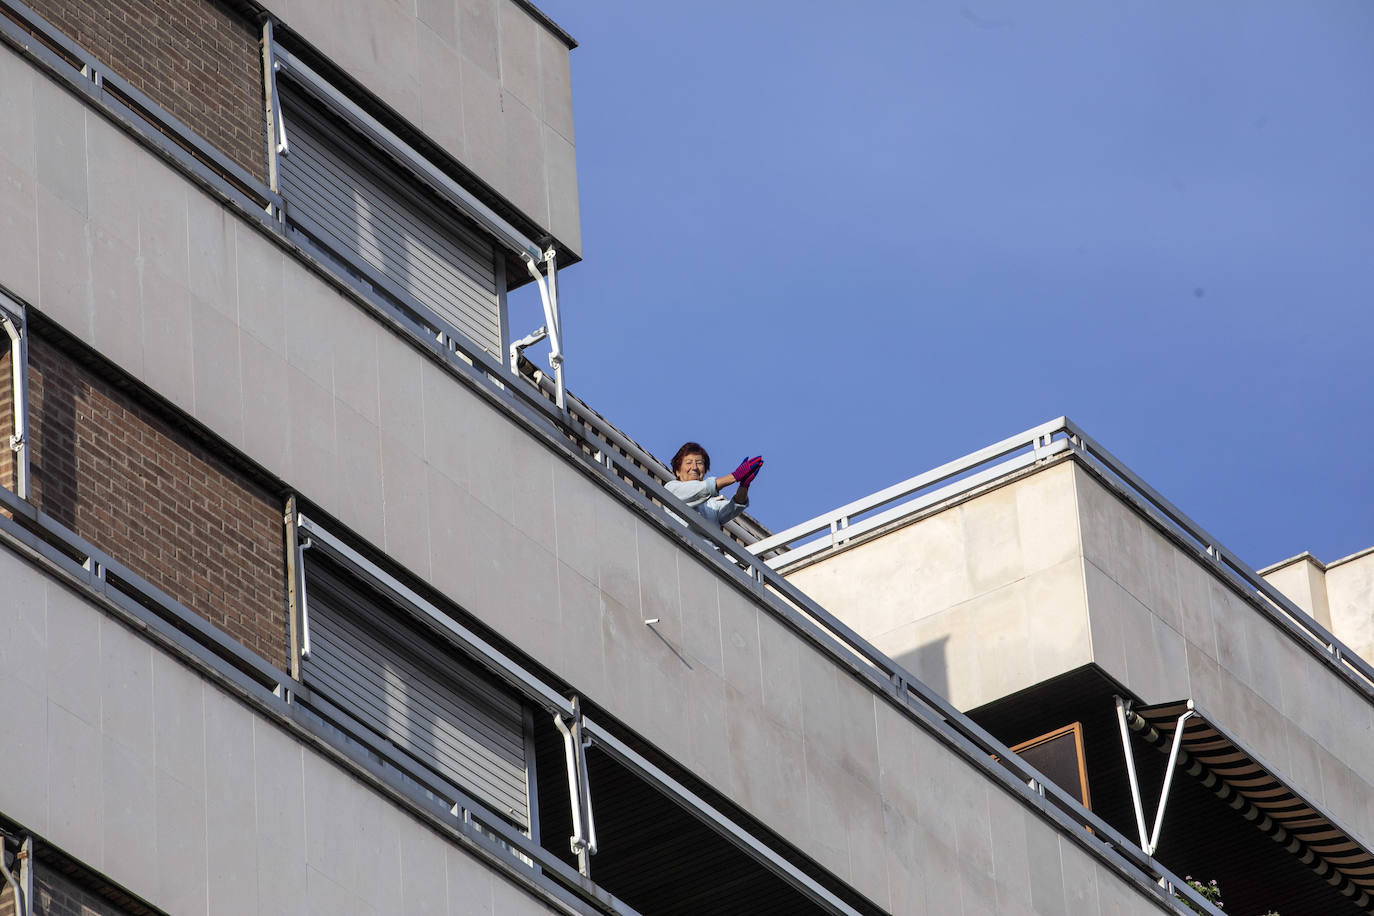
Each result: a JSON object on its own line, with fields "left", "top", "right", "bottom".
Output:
{"left": 296, "top": 536, "right": 314, "bottom": 659}
{"left": 0, "top": 834, "right": 32, "bottom": 916}
{"left": 553, "top": 696, "right": 597, "bottom": 876}
{"left": 1114, "top": 696, "right": 1195, "bottom": 857}
{"left": 522, "top": 249, "right": 565, "bottom": 411}
{"left": 1, "top": 299, "right": 29, "bottom": 499}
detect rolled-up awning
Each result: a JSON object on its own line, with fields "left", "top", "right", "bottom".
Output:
{"left": 1124, "top": 699, "right": 1374, "bottom": 914}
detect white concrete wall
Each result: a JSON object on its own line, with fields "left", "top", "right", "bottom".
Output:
{"left": 1327, "top": 550, "right": 1374, "bottom": 665}
{"left": 266, "top": 0, "right": 580, "bottom": 254}
{"left": 785, "top": 461, "right": 1092, "bottom": 711}
{"left": 0, "top": 50, "right": 1184, "bottom": 915}
{"left": 1259, "top": 555, "right": 1333, "bottom": 628}
{"left": 0, "top": 548, "right": 562, "bottom": 916}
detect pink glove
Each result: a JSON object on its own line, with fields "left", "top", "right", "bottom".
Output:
{"left": 733, "top": 456, "right": 763, "bottom": 485}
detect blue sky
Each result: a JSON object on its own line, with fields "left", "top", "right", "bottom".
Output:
{"left": 516, "top": 1, "right": 1374, "bottom": 568}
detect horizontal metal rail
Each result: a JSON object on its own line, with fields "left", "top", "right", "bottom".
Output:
{"left": 748, "top": 418, "right": 1071, "bottom": 561}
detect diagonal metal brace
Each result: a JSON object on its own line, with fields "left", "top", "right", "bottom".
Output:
{"left": 1114, "top": 696, "right": 1194, "bottom": 857}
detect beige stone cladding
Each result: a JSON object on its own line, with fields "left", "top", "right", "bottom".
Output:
{"left": 785, "top": 459, "right": 1090, "bottom": 711}
{"left": 265, "top": 0, "right": 581, "bottom": 254}
{"left": 1326, "top": 550, "right": 1374, "bottom": 665}
{"left": 1263, "top": 548, "right": 1374, "bottom": 668}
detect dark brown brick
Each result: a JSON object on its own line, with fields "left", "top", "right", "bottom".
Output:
{"left": 23, "top": 0, "right": 266, "bottom": 182}
{"left": 0, "top": 347, "right": 13, "bottom": 493}
{"left": 27, "top": 335, "right": 289, "bottom": 669}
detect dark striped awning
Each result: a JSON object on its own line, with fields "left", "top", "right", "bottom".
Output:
{"left": 1125, "top": 700, "right": 1374, "bottom": 914}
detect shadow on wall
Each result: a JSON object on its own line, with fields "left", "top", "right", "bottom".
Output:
{"left": 893, "top": 635, "right": 951, "bottom": 700}
{"left": 27, "top": 341, "right": 80, "bottom": 532}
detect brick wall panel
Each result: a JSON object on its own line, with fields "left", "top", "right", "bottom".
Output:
{"left": 27, "top": 336, "right": 289, "bottom": 668}
{"left": 0, "top": 348, "right": 12, "bottom": 492}
{"left": 22, "top": 0, "right": 266, "bottom": 182}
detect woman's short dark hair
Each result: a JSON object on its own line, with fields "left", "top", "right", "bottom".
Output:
{"left": 671, "top": 441, "right": 710, "bottom": 474}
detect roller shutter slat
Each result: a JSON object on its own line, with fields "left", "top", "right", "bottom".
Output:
{"left": 302, "top": 560, "right": 529, "bottom": 827}
{"left": 278, "top": 86, "right": 502, "bottom": 355}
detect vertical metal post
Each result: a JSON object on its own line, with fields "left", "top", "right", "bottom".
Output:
{"left": 1114, "top": 696, "right": 1152, "bottom": 852}
{"left": 554, "top": 696, "right": 596, "bottom": 876}
{"left": 284, "top": 496, "right": 309, "bottom": 678}
{"left": 1147, "top": 708, "right": 1194, "bottom": 855}
{"left": 1, "top": 299, "right": 29, "bottom": 499}
{"left": 18, "top": 837, "right": 31, "bottom": 916}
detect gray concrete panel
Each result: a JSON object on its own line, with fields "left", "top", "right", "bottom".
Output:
{"left": 239, "top": 326, "right": 291, "bottom": 470}
{"left": 0, "top": 42, "right": 36, "bottom": 175}
{"left": 191, "top": 294, "right": 246, "bottom": 445}
{"left": 235, "top": 222, "right": 286, "bottom": 354}
{"left": 0, "top": 677, "right": 47, "bottom": 835}
{"left": 377, "top": 331, "right": 426, "bottom": 448}
{"left": 99, "top": 619, "right": 156, "bottom": 755}
{"left": 0, "top": 547, "right": 46, "bottom": 693}
{"left": 458, "top": 56, "right": 508, "bottom": 209}
{"left": 401, "top": 819, "right": 450, "bottom": 916}
{"left": 418, "top": 0, "right": 458, "bottom": 48}
{"left": 381, "top": 435, "right": 434, "bottom": 577}
{"left": 677, "top": 553, "right": 723, "bottom": 678}
{"left": 85, "top": 116, "right": 141, "bottom": 243}
{"left": 537, "top": 28, "right": 574, "bottom": 144}
{"left": 140, "top": 267, "right": 196, "bottom": 414}
{"left": 335, "top": 398, "right": 385, "bottom": 543}
{"left": 47, "top": 699, "right": 102, "bottom": 867}
{"left": 509, "top": 430, "right": 557, "bottom": 555}
{"left": 36, "top": 185, "right": 92, "bottom": 336}
{"left": 458, "top": 0, "right": 501, "bottom": 81}
{"left": 155, "top": 768, "right": 208, "bottom": 915}
{"left": 499, "top": 3, "right": 540, "bottom": 114}
{"left": 418, "top": 22, "right": 469, "bottom": 180}
{"left": 542, "top": 125, "right": 581, "bottom": 256}
{"left": 90, "top": 222, "right": 144, "bottom": 376}
{"left": 0, "top": 152, "right": 40, "bottom": 305}
{"left": 45, "top": 579, "right": 102, "bottom": 726}
{"left": 331, "top": 304, "right": 382, "bottom": 424}
{"left": 284, "top": 264, "right": 337, "bottom": 391}
{"left": 135, "top": 153, "right": 190, "bottom": 289}
{"left": 427, "top": 462, "right": 480, "bottom": 604}
{"left": 203, "top": 688, "right": 259, "bottom": 916}
{"left": 555, "top": 561, "right": 607, "bottom": 699}
{"left": 445, "top": 842, "right": 496, "bottom": 916}
{"left": 186, "top": 190, "right": 239, "bottom": 322}
{"left": 33, "top": 75, "right": 88, "bottom": 216}
{"left": 152, "top": 649, "right": 207, "bottom": 793}
{"left": 102, "top": 734, "right": 158, "bottom": 896}
{"left": 288, "top": 365, "right": 339, "bottom": 508}
{"left": 550, "top": 459, "right": 600, "bottom": 585}
{"left": 500, "top": 95, "right": 549, "bottom": 232}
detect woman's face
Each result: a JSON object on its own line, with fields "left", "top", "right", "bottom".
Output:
{"left": 676, "top": 452, "right": 707, "bottom": 482}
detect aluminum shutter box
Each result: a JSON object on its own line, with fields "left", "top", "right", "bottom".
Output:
{"left": 302, "top": 558, "right": 531, "bottom": 829}
{"left": 278, "top": 85, "right": 504, "bottom": 356}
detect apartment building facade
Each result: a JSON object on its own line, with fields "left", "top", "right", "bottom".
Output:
{"left": 0, "top": 2, "right": 1368, "bottom": 916}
